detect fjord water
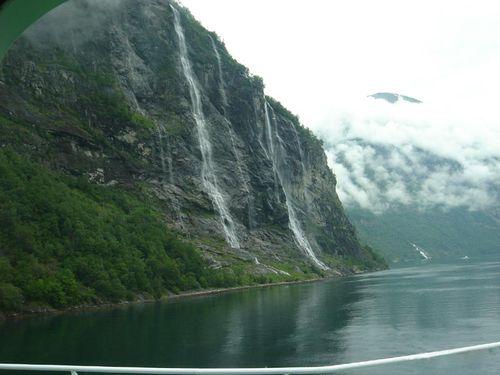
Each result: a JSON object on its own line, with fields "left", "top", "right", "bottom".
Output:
{"left": 1, "top": 261, "right": 500, "bottom": 374}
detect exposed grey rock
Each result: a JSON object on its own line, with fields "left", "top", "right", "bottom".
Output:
{"left": 0, "top": 0, "right": 382, "bottom": 273}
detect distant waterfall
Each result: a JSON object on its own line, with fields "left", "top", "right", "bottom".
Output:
{"left": 411, "top": 243, "right": 431, "bottom": 260}
{"left": 155, "top": 122, "right": 184, "bottom": 229}
{"left": 289, "top": 120, "right": 313, "bottom": 209}
{"left": 264, "top": 101, "right": 329, "bottom": 270}
{"left": 171, "top": 5, "right": 240, "bottom": 248}
{"left": 209, "top": 36, "right": 228, "bottom": 109}
{"left": 263, "top": 104, "right": 282, "bottom": 203}
{"left": 210, "top": 35, "right": 254, "bottom": 228}
{"left": 155, "top": 123, "right": 173, "bottom": 184}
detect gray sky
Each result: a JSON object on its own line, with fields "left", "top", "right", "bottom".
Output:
{"left": 181, "top": 0, "right": 500, "bottom": 123}
{"left": 181, "top": 0, "right": 500, "bottom": 211}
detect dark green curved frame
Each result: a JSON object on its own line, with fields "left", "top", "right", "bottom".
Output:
{"left": 0, "top": 0, "right": 67, "bottom": 61}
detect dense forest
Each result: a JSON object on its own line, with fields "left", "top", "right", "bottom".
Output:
{"left": 0, "top": 149, "right": 328, "bottom": 312}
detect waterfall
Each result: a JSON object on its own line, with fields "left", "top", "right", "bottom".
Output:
{"left": 289, "top": 120, "right": 313, "bottom": 209}
{"left": 209, "top": 36, "right": 228, "bottom": 109}
{"left": 155, "top": 122, "right": 184, "bottom": 230}
{"left": 411, "top": 243, "right": 431, "bottom": 260}
{"left": 264, "top": 100, "right": 329, "bottom": 270}
{"left": 210, "top": 35, "right": 254, "bottom": 229}
{"left": 171, "top": 5, "right": 240, "bottom": 248}
{"left": 155, "top": 123, "right": 170, "bottom": 183}
{"left": 226, "top": 124, "right": 255, "bottom": 228}
{"left": 264, "top": 104, "right": 282, "bottom": 203}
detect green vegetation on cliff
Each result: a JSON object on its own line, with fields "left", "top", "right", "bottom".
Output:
{"left": 0, "top": 148, "right": 201, "bottom": 310}
{"left": 0, "top": 149, "right": 312, "bottom": 312}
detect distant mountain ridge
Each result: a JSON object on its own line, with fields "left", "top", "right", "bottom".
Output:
{"left": 348, "top": 205, "right": 500, "bottom": 262}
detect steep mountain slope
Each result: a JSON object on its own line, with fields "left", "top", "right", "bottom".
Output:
{"left": 0, "top": 0, "right": 384, "bottom": 312}
{"left": 349, "top": 204, "right": 500, "bottom": 262}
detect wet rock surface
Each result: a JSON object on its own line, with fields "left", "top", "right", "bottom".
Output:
{"left": 0, "top": 0, "right": 383, "bottom": 274}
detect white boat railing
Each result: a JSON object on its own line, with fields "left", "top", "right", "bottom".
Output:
{"left": 0, "top": 341, "right": 499, "bottom": 374}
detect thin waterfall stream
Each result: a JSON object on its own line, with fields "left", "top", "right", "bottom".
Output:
{"left": 171, "top": 5, "right": 240, "bottom": 248}
{"left": 263, "top": 101, "right": 329, "bottom": 270}
{"left": 289, "top": 120, "right": 313, "bottom": 209}
{"left": 155, "top": 122, "right": 184, "bottom": 230}
{"left": 209, "top": 36, "right": 254, "bottom": 228}
{"left": 209, "top": 36, "right": 228, "bottom": 109}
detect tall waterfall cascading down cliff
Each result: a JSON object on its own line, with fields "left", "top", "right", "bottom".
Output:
{"left": 209, "top": 35, "right": 254, "bottom": 229}
{"left": 263, "top": 101, "right": 329, "bottom": 270}
{"left": 171, "top": 5, "right": 240, "bottom": 248}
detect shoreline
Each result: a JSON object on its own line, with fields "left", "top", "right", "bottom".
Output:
{"left": 167, "top": 276, "right": 327, "bottom": 300}
{"left": 0, "top": 275, "right": 336, "bottom": 322}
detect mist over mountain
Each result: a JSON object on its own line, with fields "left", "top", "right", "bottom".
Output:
{"left": 314, "top": 95, "right": 500, "bottom": 261}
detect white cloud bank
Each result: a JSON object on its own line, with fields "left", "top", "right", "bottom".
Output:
{"left": 314, "top": 97, "right": 500, "bottom": 212}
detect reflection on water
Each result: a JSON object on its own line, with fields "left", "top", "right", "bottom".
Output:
{"left": 0, "top": 279, "right": 362, "bottom": 368}
{"left": 1, "top": 261, "right": 500, "bottom": 374}
{"left": 338, "top": 262, "right": 500, "bottom": 374}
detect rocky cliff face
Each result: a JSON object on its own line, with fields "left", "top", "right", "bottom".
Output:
{"left": 0, "top": 0, "right": 383, "bottom": 278}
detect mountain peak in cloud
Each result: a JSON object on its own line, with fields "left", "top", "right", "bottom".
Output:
{"left": 369, "top": 92, "right": 422, "bottom": 104}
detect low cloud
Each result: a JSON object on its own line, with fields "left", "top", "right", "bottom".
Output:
{"left": 313, "top": 97, "right": 500, "bottom": 213}
{"left": 23, "top": 0, "right": 124, "bottom": 49}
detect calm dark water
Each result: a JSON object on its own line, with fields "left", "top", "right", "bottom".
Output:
{"left": 1, "top": 261, "right": 500, "bottom": 374}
